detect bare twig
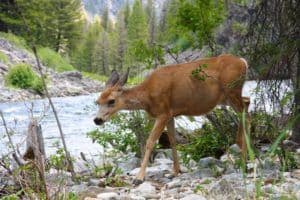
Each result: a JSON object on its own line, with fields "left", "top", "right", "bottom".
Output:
{"left": 13, "top": 2, "right": 76, "bottom": 181}
{"left": 0, "top": 111, "right": 21, "bottom": 156}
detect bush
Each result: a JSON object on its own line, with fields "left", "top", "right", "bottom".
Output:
{"left": 178, "top": 122, "right": 234, "bottom": 165}
{"left": 5, "top": 63, "right": 44, "bottom": 93}
{"left": 38, "top": 47, "right": 75, "bottom": 72}
{"left": 87, "top": 111, "right": 152, "bottom": 157}
{"left": 178, "top": 108, "right": 237, "bottom": 164}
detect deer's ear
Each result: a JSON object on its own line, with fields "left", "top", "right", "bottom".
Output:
{"left": 106, "top": 70, "right": 120, "bottom": 87}
{"left": 118, "top": 68, "right": 129, "bottom": 86}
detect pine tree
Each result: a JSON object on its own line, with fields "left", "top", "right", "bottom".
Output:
{"left": 126, "top": 0, "right": 149, "bottom": 65}
{"left": 114, "top": 11, "right": 128, "bottom": 71}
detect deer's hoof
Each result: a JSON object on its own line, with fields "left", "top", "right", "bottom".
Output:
{"left": 133, "top": 178, "right": 144, "bottom": 186}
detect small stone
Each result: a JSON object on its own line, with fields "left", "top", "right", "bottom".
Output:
{"left": 132, "top": 181, "right": 156, "bottom": 194}
{"left": 292, "top": 169, "right": 300, "bottom": 179}
{"left": 166, "top": 179, "right": 182, "bottom": 189}
{"left": 88, "top": 178, "right": 100, "bottom": 186}
{"left": 229, "top": 144, "right": 241, "bottom": 154}
{"left": 96, "top": 192, "right": 119, "bottom": 200}
{"left": 198, "top": 157, "right": 223, "bottom": 168}
{"left": 180, "top": 194, "right": 207, "bottom": 200}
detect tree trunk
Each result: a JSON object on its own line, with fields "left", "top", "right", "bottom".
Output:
{"left": 292, "top": 49, "right": 300, "bottom": 143}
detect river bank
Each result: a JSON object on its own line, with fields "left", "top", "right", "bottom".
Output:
{"left": 0, "top": 37, "right": 104, "bottom": 103}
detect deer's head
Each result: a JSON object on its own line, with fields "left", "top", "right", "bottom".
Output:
{"left": 94, "top": 69, "right": 129, "bottom": 125}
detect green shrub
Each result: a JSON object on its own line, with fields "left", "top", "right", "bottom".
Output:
{"left": 178, "top": 108, "right": 236, "bottom": 164}
{"left": 38, "top": 47, "right": 75, "bottom": 72}
{"left": 178, "top": 122, "right": 234, "bottom": 164}
{"left": 0, "top": 51, "right": 8, "bottom": 63}
{"left": 87, "top": 111, "right": 152, "bottom": 157}
{"left": 5, "top": 63, "right": 44, "bottom": 93}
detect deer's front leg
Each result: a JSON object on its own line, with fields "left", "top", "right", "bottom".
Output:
{"left": 134, "top": 116, "right": 169, "bottom": 185}
{"left": 167, "top": 118, "right": 180, "bottom": 176}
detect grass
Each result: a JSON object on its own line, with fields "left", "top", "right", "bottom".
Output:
{"left": 38, "top": 47, "right": 75, "bottom": 72}
{"left": 0, "top": 32, "right": 28, "bottom": 50}
{"left": 0, "top": 51, "right": 8, "bottom": 63}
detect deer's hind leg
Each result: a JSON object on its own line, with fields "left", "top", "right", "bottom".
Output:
{"left": 227, "top": 90, "right": 250, "bottom": 158}
{"left": 167, "top": 118, "right": 180, "bottom": 176}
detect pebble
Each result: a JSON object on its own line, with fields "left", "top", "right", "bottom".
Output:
{"left": 96, "top": 192, "right": 119, "bottom": 200}
{"left": 180, "top": 194, "right": 207, "bottom": 200}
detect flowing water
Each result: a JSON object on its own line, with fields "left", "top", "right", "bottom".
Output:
{"left": 0, "top": 81, "right": 262, "bottom": 158}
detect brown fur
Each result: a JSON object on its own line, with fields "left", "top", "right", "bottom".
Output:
{"left": 95, "top": 54, "right": 250, "bottom": 184}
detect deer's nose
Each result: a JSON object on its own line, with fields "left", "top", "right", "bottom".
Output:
{"left": 94, "top": 118, "right": 104, "bottom": 125}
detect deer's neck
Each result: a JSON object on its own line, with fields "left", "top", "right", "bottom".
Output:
{"left": 121, "top": 85, "right": 148, "bottom": 111}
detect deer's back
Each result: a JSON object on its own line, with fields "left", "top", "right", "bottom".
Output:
{"left": 142, "top": 54, "right": 247, "bottom": 116}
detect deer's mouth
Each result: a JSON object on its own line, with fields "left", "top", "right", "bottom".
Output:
{"left": 93, "top": 118, "right": 105, "bottom": 125}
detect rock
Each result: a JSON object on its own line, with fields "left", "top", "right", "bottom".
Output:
{"left": 132, "top": 182, "right": 159, "bottom": 199}
{"left": 180, "top": 194, "right": 207, "bottom": 200}
{"left": 166, "top": 179, "right": 182, "bottom": 189}
{"left": 88, "top": 178, "right": 101, "bottom": 186}
{"left": 209, "top": 179, "right": 235, "bottom": 194}
{"left": 0, "top": 63, "right": 8, "bottom": 72}
{"left": 198, "top": 157, "right": 223, "bottom": 168}
{"left": 117, "top": 155, "right": 140, "bottom": 175}
{"left": 229, "top": 144, "right": 242, "bottom": 154}
{"left": 96, "top": 192, "right": 119, "bottom": 200}
{"left": 61, "top": 71, "right": 83, "bottom": 79}
{"left": 133, "top": 182, "right": 156, "bottom": 194}
{"left": 128, "top": 194, "right": 145, "bottom": 200}
{"left": 129, "top": 163, "right": 172, "bottom": 180}
{"left": 181, "top": 168, "right": 215, "bottom": 179}
{"left": 69, "top": 183, "right": 89, "bottom": 194}
{"left": 292, "top": 169, "right": 300, "bottom": 179}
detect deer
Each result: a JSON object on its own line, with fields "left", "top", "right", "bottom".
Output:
{"left": 94, "top": 54, "right": 250, "bottom": 185}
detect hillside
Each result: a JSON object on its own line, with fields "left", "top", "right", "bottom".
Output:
{"left": 0, "top": 35, "right": 103, "bottom": 102}
{"left": 82, "top": 0, "right": 166, "bottom": 21}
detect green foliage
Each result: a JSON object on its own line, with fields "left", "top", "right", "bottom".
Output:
{"left": 178, "top": 122, "right": 234, "bottom": 164}
{"left": 250, "top": 112, "right": 279, "bottom": 141}
{"left": 0, "top": 51, "right": 8, "bottom": 63}
{"left": 177, "top": 0, "right": 225, "bottom": 48}
{"left": 232, "top": 22, "right": 247, "bottom": 36}
{"left": 5, "top": 63, "right": 44, "bottom": 93}
{"left": 49, "top": 147, "right": 67, "bottom": 170}
{"left": 87, "top": 111, "right": 152, "bottom": 156}
{"left": 191, "top": 63, "right": 208, "bottom": 81}
{"left": 0, "top": 0, "right": 83, "bottom": 53}
{"left": 38, "top": 47, "right": 75, "bottom": 72}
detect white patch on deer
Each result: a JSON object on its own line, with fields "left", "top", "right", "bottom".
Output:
{"left": 240, "top": 58, "right": 248, "bottom": 68}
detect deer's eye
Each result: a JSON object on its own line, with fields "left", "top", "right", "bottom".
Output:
{"left": 107, "top": 99, "right": 115, "bottom": 106}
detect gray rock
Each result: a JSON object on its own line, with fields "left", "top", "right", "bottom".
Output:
{"left": 88, "top": 178, "right": 101, "bottom": 186}
{"left": 69, "top": 183, "right": 88, "bottom": 194}
{"left": 132, "top": 182, "right": 156, "bottom": 194}
{"left": 61, "top": 71, "right": 83, "bottom": 79}
{"left": 198, "top": 157, "right": 223, "bottom": 168}
{"left": 129, "top": 163, "right": 172, "bottom": 180}
{"left": 180, "top": 194, "right": 207, "bottom": 200}
{"left": 166, "top": 179, "right": 182, "bottom": 189}
{"left": 117, "top": 155, "right": 140, "bottom": 175}
{"left": 96, "top": 192, "right": 119, "bottom": 200}
{"left": 229, "top": 144, "right": 242, "bottom": 154}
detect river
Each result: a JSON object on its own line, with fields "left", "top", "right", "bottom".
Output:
{"left": 0, "top": 81, "right": 269, "bottom": 158}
